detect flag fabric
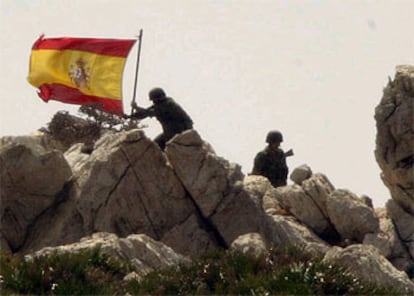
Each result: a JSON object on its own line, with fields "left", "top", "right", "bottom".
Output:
{"left": 27, "top": 35, "right": 136, "bottom": 114}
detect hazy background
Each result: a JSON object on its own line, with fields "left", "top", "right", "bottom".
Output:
{"left": 2, "top": 0, "right": 414, "bottom": 208}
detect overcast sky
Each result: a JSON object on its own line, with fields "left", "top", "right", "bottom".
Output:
{"left": 1, "top": 0, "right": 414, "bottom": 208}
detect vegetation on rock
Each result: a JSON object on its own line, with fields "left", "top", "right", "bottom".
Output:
{"left": 0, "top": 245, "right": 398, "bottom": 295}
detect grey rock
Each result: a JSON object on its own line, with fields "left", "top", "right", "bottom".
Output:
{"left": 326, "top": 189, "right": 379, "bottom": 242}
{"left": 166, "top": 130, "right": 268, "bottom": 247}
{"left": 375, "top": 65, "right": 414, "bottom": 214}
{"left": 230, "top": 233, "right": 267, "bottom": 257}
{"left": 323, "top": 244, "right": 414, "bottom": 293}
{"left": 386, "top": 199, "right": 414, "bottom": 259}
{"left": 0, "top": 138, "right": 72, "bottom": 250}
{"left": 30, "top": 232, "right": 190, "bottom": 277}
{"left": 266, "top": 214, "right": 330, "bottom": 255}
{"left": 290, "top": 164, "right": 312, "bottom": 185}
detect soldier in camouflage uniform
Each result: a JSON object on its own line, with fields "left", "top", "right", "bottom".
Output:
{"left": 130, "top": 87, "right": 193, "bottom": 150}
{"left": 252, "top": 130, "right": 289, "bottom": 187}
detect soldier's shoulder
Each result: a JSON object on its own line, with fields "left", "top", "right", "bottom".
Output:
{"left": 277, "top": 148, "right": 286, "bottom": 157}
{"left": 255, "top": 150, "right": 268, "bottom": 159}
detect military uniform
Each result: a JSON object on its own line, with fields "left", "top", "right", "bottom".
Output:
{"left": 252, "top": 147, "right": 288, "bottom": 187}
{"left": 131, "top": 95, "right": 193, "bottom": 150}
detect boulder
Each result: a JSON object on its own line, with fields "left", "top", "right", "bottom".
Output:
{"left": 326, "top": 189, "right": 379, "bottom": 242}
{"left": 265, "top": 214, "right": 330, "bottom": 255}
{"left": 323, "top": 244, "right": 414, "bottom": 293}
{"left": 375, "top": 65, "right": 414, "bottom": 214}
{"left": 230, "top": 233, "right": 267, "bottom": 257}
{"left": 290, "top": 164, "right": 312, "bottom": 185}
{"left": 273, "top": 184, "right": 331, "bottom": 236}
{"left": 0, "top": 138, "right": 72, "bottom": 251}
{"left": 166, "top": 130, "right": 268, "bottom": 247}
{"left": 243, "top": 175, "right": 273, "bottom": 209}
{"left": 30, "top": 232, "right": 190, "bottom": 277}
{"left": 301, "top": 173, "right": 335, "bottom": 218}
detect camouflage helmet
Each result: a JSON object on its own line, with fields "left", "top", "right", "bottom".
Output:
{"left": 266, "top": 130, "right": 283, "bottom": 144}
{"left": 149, "top": 87, "right": 166, "bottom": 101}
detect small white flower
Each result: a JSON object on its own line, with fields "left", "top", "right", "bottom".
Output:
{"left": 219, "top": 271, "right": 225, "bottom": 280}
{"left": 51, "top": 283, "right": 58, "bottom": 291}
{"left": 320, "top": 277, "right": 324, "bottom": 283}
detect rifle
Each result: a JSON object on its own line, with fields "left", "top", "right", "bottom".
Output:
{"left": 285, "top": 149, "right": 294, "bottom": 157}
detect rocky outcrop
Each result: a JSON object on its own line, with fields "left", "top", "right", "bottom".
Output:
{"left": 2, "top": 65, "right": 414, "bottom": 291}
{"left": 375, "top": 65, "right": 414, "bottom": 215}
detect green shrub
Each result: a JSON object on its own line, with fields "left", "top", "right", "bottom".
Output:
{"left": 126, "top": 245, "right": 398, "bottom": 295}
{"left": 1, "top": 245, "right": 400, "bottom": 295}
{"left": 0, "top": 248, "right": 130, "bottom": 295}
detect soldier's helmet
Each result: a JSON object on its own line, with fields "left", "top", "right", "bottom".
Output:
{"left": 266, "top": 130, "right": 283, "bottom": 144}
{"left": 149, "top": 87, "right": 166, "bottom": 102}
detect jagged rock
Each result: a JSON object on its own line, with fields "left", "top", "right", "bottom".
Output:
{"left": 265, "top": 214, "right": 330, "bottom": 255}
{"left": 375, "top": 65, "right": 414, "bottom": 215}
{"left": 364, "top": 208, "right": 413, "bottom": 273}
{"left": 273, "top": 184, "right": 330, "bottom": 236}
{"left": 386, "top": 199, "right": 414, "bottom": 259}
{"left": 165, "top": 130, "right": 268, "bottom": 247}
{"left": 242, "top": 175, "right": 285, "bottom": 215}
{"left": 262, "top": 188, "right": 285, "bottom": 215}
{"left": 360, "top": 194, "right": 374, "bottom": 208}
{"left": 326, "top": 189, "right": 379, "bottom": 242}
{"left": 160, "top": 214, "right": 218, "bottom": 255}
{"left": 323, "top": 245, "right": 414, "bottom": 293}
{"left": 230, "top": 233, "right": 267, "bottom": 257}
{"left": 0, "top": 139, "right": 72, "bottom": 251}
{"left": 243, "top": 175, "right": 273, "bottom": 209}
{"left": 165, "top": 130, "right": 243, "bottom": 218}
{"left": 68, "top": 129, "right": 216, "bottom": 255}
{"left": 290, "top": 164, "right": 312, "bottom": 185}
{"left": 301, "top": 173, "right": 335, "bottom": 218}
{"left": 29, "top": 232, "right": 190, "bottom": 277}
{"left": 273, "top": 174, "right": 337, "bottom": 241}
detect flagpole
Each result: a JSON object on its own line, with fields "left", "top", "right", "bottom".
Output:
{"left": 131, "top": 29, "right": 143, "bottom": 109}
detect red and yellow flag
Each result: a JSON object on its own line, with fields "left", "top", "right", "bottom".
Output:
{"left": 27, "top": 35, "right": 136, "bottom": 114}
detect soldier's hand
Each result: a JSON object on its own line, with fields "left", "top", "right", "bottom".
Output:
{"left": 285, "top": 149, "right": 294, "bottom": 157}
{"left": 131, "top": 101, "right": 138, "bottom": 110}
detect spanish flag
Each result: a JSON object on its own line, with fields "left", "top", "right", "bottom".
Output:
{"left": 27, "top": 35, "right": 136, "bottom": 114}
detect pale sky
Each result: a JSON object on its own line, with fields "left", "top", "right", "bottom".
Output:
{"left": 2, "top": 0, "right": 414, "bottom": 208}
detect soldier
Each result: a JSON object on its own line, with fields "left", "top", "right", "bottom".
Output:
{"left": 252, "top": 130, "right": 291, "bottom": 187}
{"left": 130, "top": 87, "right": 193, "bottom": 150}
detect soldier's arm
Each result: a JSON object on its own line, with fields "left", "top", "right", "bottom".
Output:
{"left": 130, "top": 106, "right": 155, "bottom": 120}
{"left": 252, "top": 153, "right": 265, "bottom": 175}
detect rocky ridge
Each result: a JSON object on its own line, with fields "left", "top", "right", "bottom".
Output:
{"left": 1, "top": 65, "right": 413, "bottom": 291}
